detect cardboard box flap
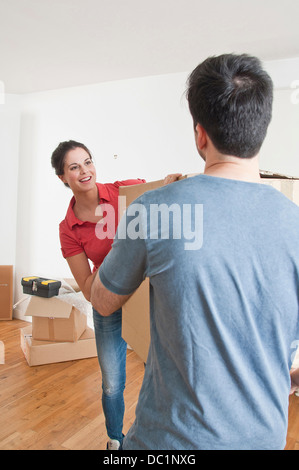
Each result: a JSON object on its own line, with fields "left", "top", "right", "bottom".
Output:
{"left": 183, "top": 171, "right": 299, "bottom": 180}
{"left": 259, "top": 170, "right": 299, "bottom": 180}
{"left": 24, "top": 295, "right": 73, "bottom": 319}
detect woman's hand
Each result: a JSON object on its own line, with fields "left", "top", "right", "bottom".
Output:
{"left": 290, "top": 368, "right": 299, "bottom": 395}
{"left": 163, "top": 173, "right": 182, "bottom": 185}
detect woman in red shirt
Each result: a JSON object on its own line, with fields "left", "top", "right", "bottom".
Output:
{"left": 52, "top": 140, "right": 180, "bottom": 449}
{"left": 51, "top": 140, "right": 146, "bottom": 449}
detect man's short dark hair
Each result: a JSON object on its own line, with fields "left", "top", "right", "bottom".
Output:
{"left": 186, "top": 54, "right": 273, "bottom": 158}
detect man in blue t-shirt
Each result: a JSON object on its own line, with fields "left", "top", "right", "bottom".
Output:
{"left": 91, "top": 54, "right": 299, "bottom": 450}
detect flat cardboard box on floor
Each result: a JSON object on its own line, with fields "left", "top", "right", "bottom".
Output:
{"left": 0, "top": 265, "right": 13, "bottom": 321}
{"left": 119, "top": 172, "right": 299, "bottom": 363}
{"left": 24, "top": 294, "right": 87, "bottom": 342}
{"left": 20, "top": 325, "right": 97, "bottom": 366}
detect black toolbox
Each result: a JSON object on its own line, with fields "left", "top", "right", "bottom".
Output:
{"left": 21, "top": 277, "right": 61, "bottom": 298}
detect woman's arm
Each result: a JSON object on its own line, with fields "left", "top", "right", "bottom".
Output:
{"left": 65, "top": 252, "right": 98, "bottom": 302}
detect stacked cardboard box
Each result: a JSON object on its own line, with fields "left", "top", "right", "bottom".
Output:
{"left": 120, "top": 172, "right": 299, "bottom": 363}
{"left": 0, "top": 266, "right": 13, "bottom": 321}
{"left": 20, "top": 326, "right": 97, "bottom": 367}
{"left": 20, "top": 279, "right": 97, "bottom": 366}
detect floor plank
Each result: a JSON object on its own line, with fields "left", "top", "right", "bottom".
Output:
{"left": 0, "top": 319, "right": 298, "bottom": 450}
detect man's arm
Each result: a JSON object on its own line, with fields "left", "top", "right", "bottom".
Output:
{"left": 90, "top": 273, "right": 133, "bottom": 316}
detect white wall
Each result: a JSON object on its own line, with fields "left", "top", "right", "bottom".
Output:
{"left": 0, "top": 94, "right": 20, "bottom": 267}
{"left": 11, "top": 57, "right": 299, "bottom": 318}
{"left": 261, "top": 58, "right": 299, "bottom": 175}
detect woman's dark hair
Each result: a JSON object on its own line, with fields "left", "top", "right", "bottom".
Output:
{"left": 51, "top": 140, "right": 93, "bottom": 187}
{"left": 186, "top": 53, "right": 273, "bottom": 158}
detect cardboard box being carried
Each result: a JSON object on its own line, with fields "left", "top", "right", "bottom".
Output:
{"left": 119, "top": 180, "right": 163, "bottom": 362}
{"left": 24, "top": 294, "right": 87, "bottom": 342}
{"left": 20, "top": 325, "right": 97, "bottom": 366}
{"left": 119, "top": 172, "right": 299, "bottom": 363}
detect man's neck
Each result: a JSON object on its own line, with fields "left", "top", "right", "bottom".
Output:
{"left": 203, "top": 154, "right": 261, "bottom": 183}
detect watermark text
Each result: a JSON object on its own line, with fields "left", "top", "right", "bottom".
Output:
{"left": 95, "top": 198, "right": 203, "bottom": 251}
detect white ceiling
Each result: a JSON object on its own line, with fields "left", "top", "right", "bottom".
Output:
{"left": 1, "top": 0, "right": 299, "bottom": 94}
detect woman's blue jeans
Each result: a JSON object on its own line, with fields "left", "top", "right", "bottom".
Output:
{"left": 92, "top": 308, "right": 127, "bottom": 443}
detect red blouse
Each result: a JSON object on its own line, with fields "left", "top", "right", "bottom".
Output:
{"left": 59, "top": 179, "right": 145, "bottom": 271}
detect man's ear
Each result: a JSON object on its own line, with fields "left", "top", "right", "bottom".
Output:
{"left": 195, "top": 124, "right": 208, "bottom": 150}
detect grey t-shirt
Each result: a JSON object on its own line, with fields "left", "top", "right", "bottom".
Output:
{"left": 99, "top": 174, "right": 299, "bottom": 450}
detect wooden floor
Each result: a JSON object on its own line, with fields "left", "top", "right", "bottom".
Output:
{"left": 0, "top": 319, "right": 298, "bottom": 450}
{"left": 0, "top": 319, "right": 144, "bottom": 450}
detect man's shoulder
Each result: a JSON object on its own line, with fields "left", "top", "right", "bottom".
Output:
{"left": 139, "top": 176, "right": 201, "bottom": 205}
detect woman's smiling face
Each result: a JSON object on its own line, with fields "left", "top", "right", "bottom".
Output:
{"left": 59, "top": 147, "right": 96, "bottom": 192}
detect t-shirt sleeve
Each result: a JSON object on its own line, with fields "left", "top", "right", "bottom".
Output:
{"left": 99, "top": 199, "right": 147, "bottom": 295}
{"left": 59, "top": 221, "right": 84, "bottom": 258}
{"left": 114, "top": 179, "right": 146, "bottom": 187}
